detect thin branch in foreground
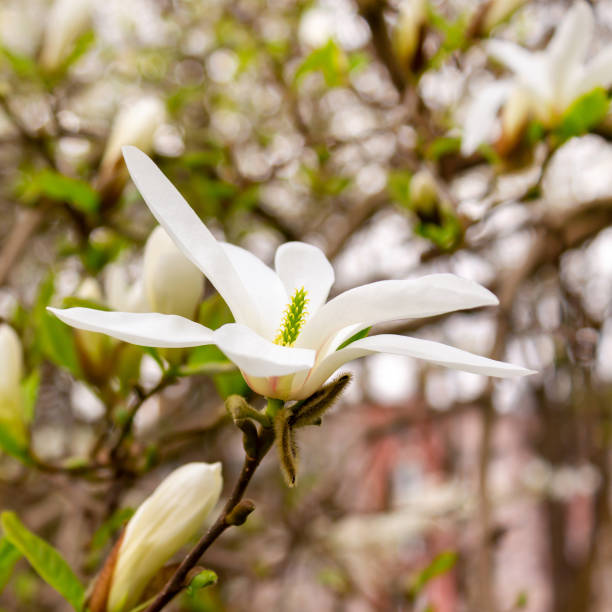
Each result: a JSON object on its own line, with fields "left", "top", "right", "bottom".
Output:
{"left": 144, "top": 426, "right": 274, "bottom": 612}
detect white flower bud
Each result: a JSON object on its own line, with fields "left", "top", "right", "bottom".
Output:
{"left": 410, "top": 169, "right": 438, "bottom": 213}
{"left": 104, "top": 265, "right": 149, "bottom": 314}
{"left": 497, "top": 86, "right": 531, "bottom": 155}
{"left": 107, "top": 462, "right": 223, "bottom": 612}
{"left": 482, "top": 0, "right": 526, "bottom": 33}
{"left": 99, "top": 97, "right": 166, "bottom": 180}
{"left": 143, "top": 226, "right": 204, "bottom": 319}
{"left": 393, "top": 0, "right": 426, "bottom": 69}
{"left": 39, "top": 0, "right": 92, "bottom": 71}
{"left": 0, "top": 324, "right": 24, "bottom": 430}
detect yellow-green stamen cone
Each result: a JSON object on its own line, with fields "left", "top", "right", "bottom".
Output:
{"left": 275, "top": 287, "right": 309, "bottom": 347}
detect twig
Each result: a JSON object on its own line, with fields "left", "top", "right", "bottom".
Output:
{"left": 0, "top": 208, "right": 44, "bottom": 285}
{"left": 144, "top": 427, "right": 274, "bottom": 611}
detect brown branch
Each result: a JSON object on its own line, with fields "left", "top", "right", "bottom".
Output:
{"left": 0, "top": 208, "right": 44, "bottom": 285}
{"left": 358, "top": 1, "right": 406, "bottom": 95}
{"left": 144, "top": 427, "right": 274, "bottom": 611}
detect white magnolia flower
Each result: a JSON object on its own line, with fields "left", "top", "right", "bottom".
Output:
{"left": 107, "top": 462, "right": 222, "bottom": 612}
{"left": 0, "top": 324, "right": 24, "bottom": 435}
{"left": 462, "top": 1, "right": 612, "bottom": 155}
{"left": 39, "top": 0, "right": 92, "bottom": 71}
{"left": 50, "top": 147, "right": 533, "bottom": 400}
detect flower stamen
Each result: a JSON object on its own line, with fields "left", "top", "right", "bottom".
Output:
{"left": 275, "top": 287, "right": 309, "bottom": 347}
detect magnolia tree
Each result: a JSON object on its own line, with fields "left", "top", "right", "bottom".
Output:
{"left": 0, "top": 1, "right": 611, "bottom": 611}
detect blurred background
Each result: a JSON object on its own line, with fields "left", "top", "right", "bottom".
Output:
{"left": 1, "top": 0, "right": 612, "bottom": 610}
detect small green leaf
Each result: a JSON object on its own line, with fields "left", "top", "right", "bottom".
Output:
{"left": 33, "top": 275, "right": 82, "bottom": 377}
{"left": 0, "top": 47, "right": 40, "bottom": 79}
{"left": 415, "top": 209, "right": 463, "bottom": 251}
{"left": 177, "top": 361, "right": 236, "bottom": 377}
{"left": 408, "top": 550, "right": 457, "bottom": 598}
{"left": 555, "top": 88, "right": 609, "bottom": 142}
{"left": 0, "top": 422, "right": 31, "bottom": 465}
{"left": 336, "top": 327, "right": 371, "bottom": 351}
{"left": 61, "top": 297, "right": 110, "bottom": 311}
{"left": 387, "top": 171, "right": 413, "bottom": 208}
{"left": 186, "top": 569, "right": 218, "bottom": 595}
{"left": 197, "top": 294, "right": 234, "bottom": 329}
{"left": 427, "top": 137, "right": 461, "bottom": 161}
{"left": 1, "top": 512, "right": 85, "bottom": 611}
{"left": 20, "top": 370, "right": 40, "bottom": 424}
{"left": 90, "top": 507, "right": 134, "bottom": 552}
{"left": 0, "top": 537, "right": 22, "bottom": 592}
{"left": 20, "top": 169, "right": 100, "bottom": 214}
{"left": 56, "top": 30, "right": 95, "bottom": 74}
{"left": 294, "top": 39, "right": 348, "bottom": 87}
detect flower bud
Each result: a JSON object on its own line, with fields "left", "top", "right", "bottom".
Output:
{"left": 481, "top": 0, "right": 526, "bottom": 33}
{"left": 143, "top": 226, "right": 204, "bottom": 319}
{"left": 393, "top": 0, "right": 426, "bottom": 72}
{"left": 496, "top": 86, "right": 531, "bottom": 156}
{"left": 410, "top": 170, "right": 438, "bottom": 216}
{"left": 104, "top": 265, "right": 148, "bottom": 314}
{"left": 99, "top": 97, "right": 166, "bottom": 187}
{"left": 0, "top": 324, "right": 24, "bottom": 437}
{"left": 39, "top": 0, "right": 92, "bottom": 71}
{"left": 107, "top": 462, "right": 223, "bottom": 612}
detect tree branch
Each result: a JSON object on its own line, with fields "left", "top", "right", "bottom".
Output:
{"left": 144, "top": 426, "right": 274, "bottom": 611}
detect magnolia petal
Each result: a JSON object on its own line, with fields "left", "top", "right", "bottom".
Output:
{"left": 487, "top": 40, "right": 550, "bottom": 101}
{"left": 48, "top": 307, "right": 215, "bottom": 347}
{"left": 546, "top": 1, "right": 592, "bottom": 88}
{"left": 121, "top": 146, "right": 256, "bottom": 328}
{"left": 213, "top": 323, "right": 315, "bottom": 377}
{"left": 298, "top": 334, "right": 535, "bottom": 398}
{"left": 220, "top": 243, "right": 287, "bottom": 339}
{"left": 274, "top": 242, "right": 335, "bottom": 316}
{"left": 579, "top": 46, "right": 612, "bottom": 96}
{"left": 297, "top": 274, "right": 498, "bottom": 350}
{"left": 462, "top": 80, "right": 513, "bottom": 155}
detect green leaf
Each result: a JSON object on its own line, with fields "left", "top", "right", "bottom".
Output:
{"left": 20, "top": 370, "right": 40, "bottom": 424}
{"left": 55, "top": 30, "right": 95, "bottom": 74}
{"left": 336, "top": 327, "right": 371, "bottom": 351}
{"left": 415, "top": 209, "right": 463, "bottom": 251}
{"left": 186, "top": 569, "right": 218, "bottom": 595}
{"left": 387, "top": 171, "right": 413, "bottom": 208}
{"left": 1, "top": 512, "right": 85, "bottom": 611}
{"left": 0, "top": 422, "right": 31, "bottom": 465}
{"left": 197, "top": 294, "right": 234, "bottom": 329}
{"left": 19, "top": 169, "right": 100, "bottom": 214}
{"left": 90, "top": 507, "right": 134, "bottom": 552}
{"left": 33, "top": 275, "right": 82, "bottom": 377}
{"left": 555, "top": 88, "right": 609, "bottom": 142}
{"left": 0, "top": 537, "right": 22, "bottom": 592}
{"left": 0, "top": 47, "right": 40, "bottom": 80}
{"left": 294, "top": 39, "right": 348, "bottom": 87}
{"left": 426, "top": 6, "right": 469, "bottom": 68}
{"left": 61, "top": 297, "right": 110, "bottom": 311}
{"left": 408, "top": 550, "right": 457, "bottom": 598}
{"left": 427, "top": 137, "right": 461, "bottom": 161}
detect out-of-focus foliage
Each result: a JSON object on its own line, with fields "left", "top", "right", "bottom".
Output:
{"left": 0, "top": 0, "right": 612, "bottom": 611}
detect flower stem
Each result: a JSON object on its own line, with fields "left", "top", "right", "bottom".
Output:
{"left": 266, "top": 397, "right": 284, "bottom": 419}
{"left": 144, "top": 425, "right": 273, "bottom": 612}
